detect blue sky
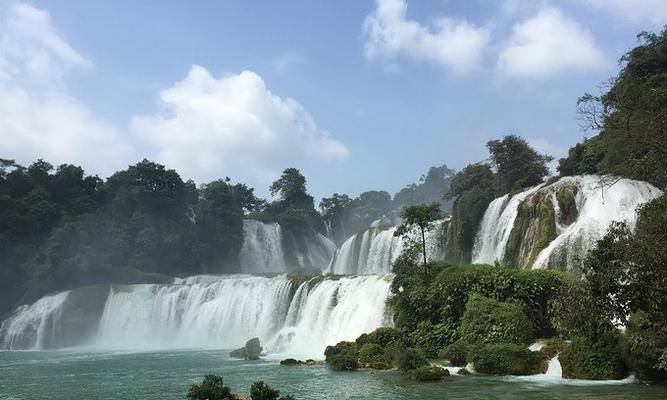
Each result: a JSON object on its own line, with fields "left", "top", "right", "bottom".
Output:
{"left": 0, "top": 1, "right": 665, "bottom": 199}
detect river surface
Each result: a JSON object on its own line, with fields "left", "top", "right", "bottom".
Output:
{"left": 1, "top": 349, "right": 666, "bottom": 400}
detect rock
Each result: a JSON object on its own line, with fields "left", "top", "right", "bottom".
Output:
{"left": 230, "top": 337, "right": 263, "bottom": 360}
{"left": 457, "top": 368, "right": 471, "bottom": 375}
{"left": 280, "top": 358, "right": 303, "bottom": 365}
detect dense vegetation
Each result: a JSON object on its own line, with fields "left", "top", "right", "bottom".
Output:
{"left": 559, "top": 28, "right": 667, "bottom": 190}
{"left": 443, "top": 135, "right": 552, "bottom": 263}
{"left": 186, "top": 375, "right": 295, "bottom": 400}
{"left": 0, "top": 160, "right": 329, "bottom": 315}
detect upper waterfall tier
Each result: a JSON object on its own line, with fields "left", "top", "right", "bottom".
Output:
{"left": 0, "top": 274, "right": 392, "bottom": 359}
{"left": 240, "top": 220, "right": 336, "bottom": 274}
{"left": 328, "top": 220, "right": 448, "bottom": 275}
{"left": 471, "top": 175, "right": 662, "bottom": 271}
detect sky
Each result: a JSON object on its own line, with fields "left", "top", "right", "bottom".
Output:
{"left": 0, "top": 0, "right": 665, "bottom": 200}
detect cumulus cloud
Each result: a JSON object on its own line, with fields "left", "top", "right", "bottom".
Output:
{"left": 0, "top": 3, "right": 133, "bottom": 176}
{"left": 363, "top": 0, "right": 490, "bottom": 73}
{"left": 577, "top": 0, "right": 667, "bottom": 25}
{"left": 497, "top": 7, "right": 608, "bottom": 78}
{"left": 131, "top": 65, "right": 350, "bottom": 184}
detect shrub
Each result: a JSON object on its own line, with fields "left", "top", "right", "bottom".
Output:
{"left": 394, "top": 347, "right": 428, "bottom": 372}
{"left": 560, "top": 333, "right": 627, "bottom": 380}
{"left": 622, "top": 311, "right": 667, "bottom": 381}
{"left": 438, "top": 340, "right": 470, "bottom": 367}
{"left": 356, "top": 327, "right": 405, "bottom": 348}
{"left": 468, "top": 344, "right": 545, "bottom": 375}
{"left": 409, "top": 366, "right": 449, "bottom": 381}
{"left": 408, "top": 320, "right": 458, "bottom": 358}
{"left": 186, "top": 375, "right": 235, "bottom": 400}
{"left": 459, "top": 294, "right": 534, "bottom": 345}
{"left": 325, "top": 341, "right": 358, "bottom": 371}
{"left": 359, "top": 343, "right": 384, "bottom": 364}
{"left": 249, "top": 381, "right": 295, "bottom": 400}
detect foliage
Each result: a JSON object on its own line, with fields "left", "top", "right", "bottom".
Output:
{"left": 622, "top": 311, "right": 667, "bottom": 381}
{"left": 560, "top": 334, "right": 627, "bottom": 380}
{"left": 394, "top": 203, "right": 444, "bottom": 270}
{"left": 229, "top": 337, "right": 263, "bottom": 360}
{"left": 186, "top": 375, "right": 235, "bottom": 400}
{"left": 438, "top": 340, "right": 470, "bottom": 367}
{"left": 486, "top": 135, "right": 553, "bottom": 194}
{"left": 561, "top": 28, "right": 667, "bottom": 188}
{"left": 444, "top": 164, "right": 496, "bottom": 262}
{"left": 250, "top": 381, "right": 294, "bottom": 400}
{"left": 407, "top": 320, "right": 458, "bottom": 358}
{"left": 468, "top": 344, "right": 545, "bottom": 375}
{"left": 324, "top": 341, "right": 359, "bottom": 371}
{"left": 265, "top": 168, "right": 324, "bottom": 235}
{"left": 355, "top": 327, "right": 405, "bottom": 348}
{"left": 459, "top": 294, "right": 535, "bottom": 345}
{"left": 390, "top": 261, "right": 571, "bottom": 337}
{"left": 408, "top": 366, "right": 449, "bottom": 381}
{"left": 393, "top": 347, "right": 428, "bottom": 372}
{"left": 393, "top": 164, "right": 455, "bottom": 212}
{"left": 358, "top": 343, "right": 384, "bottom": 364}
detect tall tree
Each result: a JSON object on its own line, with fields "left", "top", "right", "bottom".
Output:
{"left": 394, "top": 203, "right": 444, "bottom": 275}
{"left": 487, "top": 135, "right": 553, "bottom": 193}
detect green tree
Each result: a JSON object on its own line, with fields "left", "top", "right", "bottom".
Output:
{"left": 319, "top": 193, "right": 351, "bottom": 243}
{"left": 265, "top": 168, "right": 323, "bottom": 234}
{"left": 487, "top": 135, "right": 553, "bottom": 193}
{"left": 186, "top": 375, "right": 235, "bottom": 400}
{"left": 394, "top": 203, "right": 443, "bottom": 275}
{"left": 562, "top": 28, "right": 667, "bottom": 188}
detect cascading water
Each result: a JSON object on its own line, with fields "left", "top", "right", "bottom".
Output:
{"left": 471, "top": 176, "right": 662, "bottom": 270}
{"left": 0, "top": 291, "right": 70, "bottom": 350}
{"left": 328, "top": 220, "right": 448, "bottom": 275}
{"left": 1, "top": 275, "right": 391, "bottom": 359}
{"left": 472, "top": 185, "right": 543, "bottom": 264}
{"left": 239, "top": 220, "right": 288, "bottom": 273}
{"left": 532, "top": 176, "right": 662, "bottom": 269}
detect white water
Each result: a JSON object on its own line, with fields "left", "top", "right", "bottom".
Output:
{"left": 532, "top": 176, "right": 662, "bottom": 269}
{"left": 239, "top": 220, "right": 288, "bottom": 273}
{"left": 472, "top": 185, "right": 543, "bottom": 265}
{"left": 0, "top": 291, "right": 70, "bottom": 350}
{"left": 1, "top": 275, "right": 391, "bottom": 359}
{"left": 328, "top": 220, "right": 448, "bottom": 275}
{"left": 471, "top": 176, "right": 661, "bottom": 270}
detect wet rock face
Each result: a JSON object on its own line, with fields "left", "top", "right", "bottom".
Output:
{"left": 230, "top": 337, "right": 263, "bottom": 360}
{"left": 50, "top": 285, "right": 111, "bottom": 348}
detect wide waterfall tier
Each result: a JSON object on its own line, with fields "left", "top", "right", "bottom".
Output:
{"left": 328, "top": 221, "right": 448, "bottom": 275}
{"left": 472, "top": 175, "right": 662, "bottom": 271}
{"left": 240, "top": 220, "right": 336, "bottom": 274}
{"left": 0, "top": 274, "right": 392, "bottom": 358}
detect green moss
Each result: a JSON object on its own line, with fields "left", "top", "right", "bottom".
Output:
{"left": 468, "top": 344, "right": 545, "bottom": 375}
{"left": 503, "top": 191, "right": 557, "bottom": 268}
{"left": 459, "top": 294, "right": 535, "bottom": 345}
{"left": 555, "top": 183, "right": 579, "bottom": 226}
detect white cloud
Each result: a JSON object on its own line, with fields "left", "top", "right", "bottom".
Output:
{"left": 577, "top": 0, "right": 667, "bottom": 25}
{"left": 363, "top": 0, "right": 490, "bottom": 73}
{"left": 0, "top": 3, "right": 133, "bottom": 176}
{"left": 497, "top": 7, "right": 608, "bottom": 78}
{"left": 131, "top": 65, "right": 349, "bottom": 184}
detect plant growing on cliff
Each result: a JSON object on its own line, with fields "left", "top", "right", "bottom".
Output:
{"left": 394, "top": 203, "right": 444, "bottom": 275}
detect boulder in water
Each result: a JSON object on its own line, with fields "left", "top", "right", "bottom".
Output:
{"left": 229, "top": 337, "right": 263, "bottom": 360}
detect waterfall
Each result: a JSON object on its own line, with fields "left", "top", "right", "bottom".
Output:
{"left": 0, "top": 291, "right": 70, "bottom": 350}
{"left": 239, "top": 220, "right": 336, "bottom": 273}
{"left": 1, "top": 275, "right": 392, "bottom": 358}
{"left": 471, "top": 176, "right": 661, "bottom": 270}
{"left": 328, "top": 220, "right": 448, "bottom": 275}
{"left": 532, "top": 176, "right": 662, "bottom": 269}
{"left": 472, "top": 184, "right": 543, "bottom": 265}
{"left": 240, "top": 220, "right": 287, "bottom": 273}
